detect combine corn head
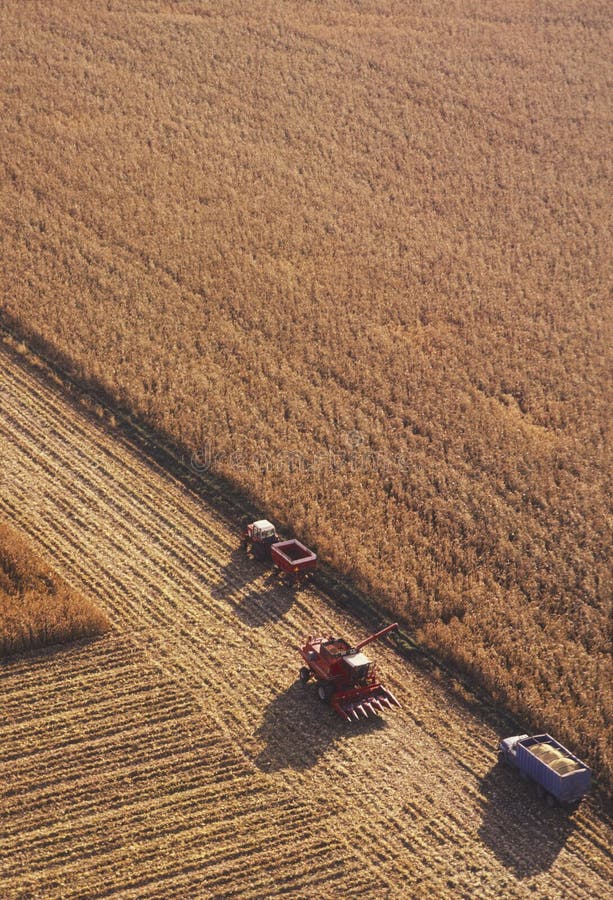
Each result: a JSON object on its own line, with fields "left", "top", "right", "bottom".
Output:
{"left": 299, "top": 623, "right": 401, "bottom": 721}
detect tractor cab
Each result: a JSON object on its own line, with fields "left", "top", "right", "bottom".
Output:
{"left": 250, "top": 519, "right": 277, "bottom": 542}
{"left": 244, "top": 519, "right": 278, "bottom": 561}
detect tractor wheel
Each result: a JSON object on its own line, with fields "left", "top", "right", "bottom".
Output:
{"left": 317, "top": 682, "right": 334, "bottom": 703}
{"left": 299, "top": 667, "right": 311, "bottom": 685}
{"left": 253, "top": 543, "right": 267, "bottom": 562}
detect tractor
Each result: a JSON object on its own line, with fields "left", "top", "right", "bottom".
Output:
{"left": 243, "top": 519, "right": 278, "bottom": 561}
{"left": 299, "top": 622, "right": 401, "bottom": 721}
{"left": 243, "top": 519, "right": 317, "bottom": 581}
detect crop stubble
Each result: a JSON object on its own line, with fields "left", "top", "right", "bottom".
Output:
{"left": 1, "top": 347, "right": 612, "bottom": 896}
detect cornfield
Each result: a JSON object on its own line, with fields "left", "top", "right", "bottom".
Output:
{"left": 0, "top": 520, "right": 109, "bottom": 657}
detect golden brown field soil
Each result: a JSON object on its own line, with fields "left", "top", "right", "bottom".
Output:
{"left": 1, "top": 344, "right": 612, "bottom": 897}
{"left": 0, "top": 519, "right": 108, "bottom": 657}
{"left": 0, "top": 0, "right": 611, "bottom": 790}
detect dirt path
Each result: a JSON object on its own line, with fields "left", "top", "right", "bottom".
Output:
{"left": 1, "top": 343, "right": 611, "bottom": 898}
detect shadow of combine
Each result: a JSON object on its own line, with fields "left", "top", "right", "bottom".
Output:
{"left": 210, "top": 544, "right": 300, "bottom": 628}
{"left": 254, "top": 679, "right": 387, "bottom": 773}
{"left": 478, "top": 762, "right": 579, "bottom": 877}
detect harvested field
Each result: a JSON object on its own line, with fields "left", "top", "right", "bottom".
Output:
{"left": 1, "top": 635, "right": 376, "bottom": 898}
{"left": 1, "top": 340, "right": 612, "bottom": 897}
{"left": 0, "top": 0, "right": 611, "bottom": 790}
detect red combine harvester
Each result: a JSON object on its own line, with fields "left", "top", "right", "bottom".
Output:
{"left": 299, "top": 623, "right": 401, "bottom": 721}
{"left": 243, "top": 519, "right": 317, "bottom": 581}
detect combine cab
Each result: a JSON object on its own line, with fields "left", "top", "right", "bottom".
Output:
{"left": 299, "top": 623, "right": 401, "bottom": 721}
{"left": 243, "top": 520, "right": 317, "bottom": 581}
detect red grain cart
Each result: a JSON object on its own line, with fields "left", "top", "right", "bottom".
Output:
{"left": 299, "top": 623, "right": 401, "bottom": 721}
{"left": 271, "top": 539, "right": 317, "bottom": 580}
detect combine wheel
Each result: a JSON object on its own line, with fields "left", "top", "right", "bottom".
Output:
{"left": 299, "top": 667, "right": 312, "bottom": 685}
{"left": 317, "top": 682, "right": 334, "bottom": 703}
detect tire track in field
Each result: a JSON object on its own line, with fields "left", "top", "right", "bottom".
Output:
{"left": 1, "top": 345, "right": 612, "bottom": 898}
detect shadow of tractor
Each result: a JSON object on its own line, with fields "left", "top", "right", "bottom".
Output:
{"left": 254, "top": 678, "right": 387, "bottom": 773}
{"left": 478, "top": 761, "right": 579, "bottom": 877}
{"left": 210, "top": 544, "right": 307, "bottom": 628}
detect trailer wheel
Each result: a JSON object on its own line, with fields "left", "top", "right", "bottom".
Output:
{"left": 536, "top": 784, "right": 545, "bottom": 799}
{"left": 299, "top": 667, "right": 311, "bottom": 685}
{"left": 317, "top": 682, "right": 334, "bottom": 703}
{"left": 546, "top": 793, "right": 556, "bottom": 808}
